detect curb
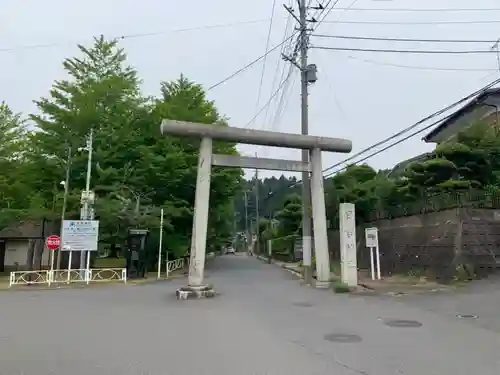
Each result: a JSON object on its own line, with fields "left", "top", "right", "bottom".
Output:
{"left": 256, "top": 255, "right": 305, "bottom": 280}
{"left": 282, "top": 266, "right": 304, "bottom": 279}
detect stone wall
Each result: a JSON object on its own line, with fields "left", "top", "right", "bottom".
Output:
{"left": 328, "top": 208, "right": 500, "bottom": 281}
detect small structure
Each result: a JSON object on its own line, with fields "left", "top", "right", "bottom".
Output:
{"left": 160, "top": 120, "right": 352, "bottom": 299}
{"left": 0, "top": 219, "right": 55, "bottom": 272}
{"left": 424, "top": 88, "right": 500, "bottom": 144}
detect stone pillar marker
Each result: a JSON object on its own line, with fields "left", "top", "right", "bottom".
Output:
{"left": 339, "top": 203, "right": 358, "bottom": 287}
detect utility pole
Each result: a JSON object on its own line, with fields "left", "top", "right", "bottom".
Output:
{"left": 56, "top": 146, "right": 72, "bottom": 270}
{"left": 244, "top": 191, "right": 249, "bottom": 251}
{"left": 79, "top": 129, "right": 94, "bottom": 273}
{"left": 254, "top": 162, "right": 260, "bottom": 255}
{"left": 284, "top": 0, "right": 318, "bottom": 285}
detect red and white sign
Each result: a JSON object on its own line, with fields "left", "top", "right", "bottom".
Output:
{"left": 46, "top": 235, "right": 61, "bottom": 250}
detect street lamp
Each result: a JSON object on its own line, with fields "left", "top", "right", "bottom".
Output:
{"left": 56, "top": 147, "right": 71, "bottom": 270}
{"left": 491, "top": 38, "right": 500, "bottom": 73}
{"left": 76, "top": 129, "right": 94, "bottom": 273}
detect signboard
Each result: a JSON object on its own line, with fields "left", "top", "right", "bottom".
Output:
{"left": 365, "top": 227, "right": 379, "bottom": 248}
{"left": 45, "top": 235, "right": 60, "bottom": 250}
{"left": 61, "top": 220, "right": 99, "bottom": 251}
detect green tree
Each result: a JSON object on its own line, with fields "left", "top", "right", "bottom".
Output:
{"left": 0, "top": 102, "right": 26, "bottom": 211}
{"left": 276, "top": 194, "right": 302, "bottom": 236}
{"left": 150, "top": 75, "right": 242, "bottom": 256}
{"left": 28, "top": 35, "right": 160, "bottom": 253}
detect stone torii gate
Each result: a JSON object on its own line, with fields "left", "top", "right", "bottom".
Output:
{"left": 160, "top": 120, "right": 352, "bottom": 299}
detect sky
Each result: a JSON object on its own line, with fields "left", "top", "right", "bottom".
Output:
{"left": 2, "top": 0, "right": 500, "bottom": 180}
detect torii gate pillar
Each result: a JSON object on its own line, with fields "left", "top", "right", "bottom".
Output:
{"left": 160, "top": 120, "right": 352, "bottom": 299}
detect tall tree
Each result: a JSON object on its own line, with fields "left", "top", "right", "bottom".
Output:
{"left": 28, "top": 36, "right": 157, "bottom": 252}
{"left": 150, "top": 75, "right": 242, "bottom": 255}
{"left": 0, "top": 102, "right": 31, "bottom": 229}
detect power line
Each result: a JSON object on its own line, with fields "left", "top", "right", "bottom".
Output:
{"left": 323, "top": 121, "right": 442, "bottom": 178}
{"left": 312, "top": 0, "right": 359, "bottom": 32}
{"left": 262, "top": 12, "right": 295, "bottom": 130}
{"left": 312, "top": 45, "right": 499, "bottom": 54}
{"left": 264, "top": 75, "right": 500, "bottom": 199}
{"left": 263, "top": 13, "right": 294, "bottom": 127}
{"left": 311, "top": 34, "right": 500, "bottom": 44}
{"left": 321, "top": 19, "right": 500, "bottom": 25}
{"left": 243, "top": 73, "right": 294, "bottom": 128}
{"left": 321, "top": 76, "right": 500, "bottom": 175}
{"left": 0, "top": 18, "right": 274, "bottom": 54}
{"left": 269, "top": 66, "right": 296, "bottom": 129}
{"left": 329, "top": 7, "right": 500, "bottom": 12}
{"left": 311, "top": 0, "right": 340, "bottom": 31}
{"left": 250, "top": 0, "right": 278, "bottom": 131}
{"left": 207, "top": 32, "right": 297, "bottom": 91}
{"left": 340, "top": 54, "right": 497, "bottom": 72}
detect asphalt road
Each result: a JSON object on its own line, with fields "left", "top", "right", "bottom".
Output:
{"left": 2, "top": 255, "right": 500, "bottom": 375}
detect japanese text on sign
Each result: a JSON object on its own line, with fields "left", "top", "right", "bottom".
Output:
{"left": 61, "top": 220, "right": 99, "bottom": 252}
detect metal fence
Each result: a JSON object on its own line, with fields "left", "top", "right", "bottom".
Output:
{"left": 9, "top": 268, "right": 128, "bottom": 288}
{"left": 11, "top": 257, "right": 190, "bottom": 287}
{"left": 157, "top": 258, "right": 185, "bottom": 279}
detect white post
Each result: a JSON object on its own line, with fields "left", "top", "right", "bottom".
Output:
{"left": 157, "top": 208, "right": 164, "bottom": 279}
{"left": 85, "top": 250, "right": 90, "bottom": 284}
{"left": 369, "top": 247, "right": 375, "bottom": 281}
{"left": 67, "top": 251, "right": 73, "bottom": 283}
{"left": 49, "top": 248, "right": 55, "bottom": 286}
{"left": 375, "top": 245, "right": 381, "bottom": 280}
{"left": 310, "top": 148, "right": 331, "bottom": 287}
{"left": 166, "top": 251, "right": 170, "bottom": 279}
{"left": 339, "top": 203, "right": 358, "bottom": 287}
{"left": 188, "top": 137, "right": 212, "bottom": 286}
{"left": 80, "top": 128, "right": 93, "bottom": 273}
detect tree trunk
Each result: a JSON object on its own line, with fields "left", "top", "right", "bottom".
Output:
{"left": 109, "top": 243, "right": 119, "bottom": 258}
{"left": 0, "top": 240, "right": 5, "bottom": 272}
{"left": 33, "top": 239, "right": 44, "bottom": 270}
{"left": 26, "top": 239, "right": 35, "bottom": 271}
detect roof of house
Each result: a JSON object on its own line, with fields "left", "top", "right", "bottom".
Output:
{"left": 423, "top": 87, "right": 500, "bottom": 143}
{"left": 0, "top": 220, "right": 55, "bottom": 239}
{"left": 387, "top": 152, "right": 432, "bottom": 178}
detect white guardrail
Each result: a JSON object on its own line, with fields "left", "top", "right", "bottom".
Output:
{"left": 166, "top": 258, "right": 184, "bottom": 275}
{"left": 9, "top": 268, "right": 127, "bottom": 288}
{"left": 11, "top": 257, "right": 190, "bottom": 287}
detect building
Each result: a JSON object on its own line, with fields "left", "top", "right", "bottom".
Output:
{"left": 386, "top": 88, "right": 500, "bottom": 178}
{"left": 0, "top": 219, "right": 56, "bottom": 272}
{"left": 387, "top": 152, "right": 432, "bottom": 178}
{"left": 423, "top": 88, "right": 500, "bottom": 144}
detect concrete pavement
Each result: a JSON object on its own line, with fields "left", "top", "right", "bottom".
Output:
{"left": 1, "top": 254, "right": 500, "bottom": 374}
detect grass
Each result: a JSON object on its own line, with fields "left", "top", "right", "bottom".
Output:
{"left": 93, "top": 257, "right": 126, "bottom": 268}
{"left": 330, "top": 261, "right": 341, "bottom": 276}
{"left": 332, "top": 281, "right": 351, "bottom": 294}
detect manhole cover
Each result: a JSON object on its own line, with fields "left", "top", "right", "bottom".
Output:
{"left": 292, "top": 302, "right": 314, "bottom": 307}
{"left": 457, "top": 314, "right": 478, "bottom": 319}
{"left": 323, "top": 333, "right": 362, "bottom": 343}
{"left": 384, "top": 319, "right": 422, "bottom": 328}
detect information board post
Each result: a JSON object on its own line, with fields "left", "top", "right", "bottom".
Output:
{"left": 157, "top": 208, "right": 164, "bottom": 280}
{"left": 67, "top": 251, "right": 73, "bottom": 283}
{"left": 61, "top": 220, "right": 99, "bottom": 283}
{"left": 365, "top": 227, "right": 381, "bottom": 280}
